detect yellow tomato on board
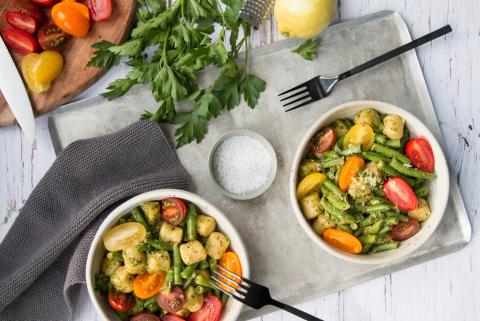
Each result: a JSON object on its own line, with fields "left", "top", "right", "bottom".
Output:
{"left": 21, "top": 51, "right": 64, "bottom": 93}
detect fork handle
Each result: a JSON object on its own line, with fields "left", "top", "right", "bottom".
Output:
{"left": 338, "top": 25, "right": 452, "bottom": 81}
{"left": 270, "top": 299, "right": 324, "bottom": 321}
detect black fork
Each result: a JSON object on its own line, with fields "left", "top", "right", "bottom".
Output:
{"left": 279, "top": 25, "right": 452, "bottom": 112}
{"left": 210, "top": 266, "right": 324, "bottom": 321}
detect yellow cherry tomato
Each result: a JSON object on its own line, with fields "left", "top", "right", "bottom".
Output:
{"left": 296, "top": 172, "right": 327, "bottom": 199}
{"left": 343, "top": 123, "right": 375, "bottom": 151}
{"left": 102, "top": 222, "right": 147, "bottom": 252}
{"left": 51, "top": 1, "right": 90, "bottom": 37}
{"left": 21, "top": 51, "right": 64, "bottom": 93}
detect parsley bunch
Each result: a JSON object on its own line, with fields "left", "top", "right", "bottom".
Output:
{"left": 88, "top": 0, "right": 266, "bottom": 147}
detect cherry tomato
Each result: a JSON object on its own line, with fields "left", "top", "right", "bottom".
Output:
{"left": 163, "top": 316, "right": 187, "bottom": 321}
{"left": 391, "top": 218, "right": 420, "bottom": 241}
{"left": 338, "top": 156, "right": 365, "bottom": 192}
{"left": 1, "top": 28, "right": 37, "bottom": 55}
{"left": 383, "top": 177, "right": 418, "bottom": 211}
{"left": 51, "top": 1, "right": 90, "bottom": 37}
{"left": 6, "top": 12, "right": 38, "bottom": 34}
{"left": 107, "top": 290, "right": 135, "bottom": 312}
{"left": 296, "top": 172, "right": 327, "bottom": 199}
{"left": 130, "top": 312, "right": 161, "bottom": 321}
{"left": 102, "top": 222, "right": 147, "bottom": 251}
{"left": 322, "top": 228, "right": 362, "bottom": 254}
{"left": 311, "top": 127, "right": 336, "bottom": 156}
{"left": 31, "top": 0, "right": 55, "bottom": 6}
{"left": 188, "top": 295, "right": 222, "bottom": 321}
{"left": 161, "top": 198, "right": 187, "bottom": 226}
{"left": 21, "top": 51, "right": 64, "bottom": 93}
{"left": 156, "top": 286, "right": 185, "bottom": 313}
{"left": 133, "top": 272, "right": 166, "bottom": 299}
{"left": 88, "top": 0, "right": 112, "bottom": 21}
{"left": 406, "top": 137, "right": 435, "bottom": 172}
{"left": 38, "top": 23, "right": 70, "bottom": 50}
{"left": 219, "top": 251, "right": 242, "bottom": 290}
{"left": 343, "top": 124, "right": 375, "bottom": 151}
{"left": 6, "top": 0, "right": 43, "bottom": 23}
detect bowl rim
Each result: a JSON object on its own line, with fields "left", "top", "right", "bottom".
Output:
{"left": 86, "top": 189, "right": 250, "bottom": 321}
{"left": 289, "top": 100, "right": 450, "bottom": 264}
{"left": 208, "top": 129, "right": 278, "bottom": 200}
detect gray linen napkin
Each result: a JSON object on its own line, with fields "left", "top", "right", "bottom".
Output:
{"left": 0, "top": 120, "right": 190, "bottom": 321}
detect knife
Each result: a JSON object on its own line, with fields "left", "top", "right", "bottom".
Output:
{"left": 0, "top": 37, "right": 36, "bottom": 144}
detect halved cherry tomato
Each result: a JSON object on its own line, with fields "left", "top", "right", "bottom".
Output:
{"left": 406, "top": 137, "right": 435, "bottom": 172}
{"left": 38, "top": 24, "right": 70, "bottom": 50}
{"left": 31, "top": 0, "right": 55, "bottom": 6}
{"left": 162, "top": 197, "right": 187, "bottom": 226}
{"left": 1, "top": 28, "right": 37, "bottom": 55}
{"left": 219, "top": 251, "right": 242, "bottom": 290}
{"left": 107, "top": 290, "right": 135, "bottom": 312}
{"left": 163, "top": 315, "right": 186, "bottom": 321}
{"left": 6, "top": 0, "right": 43, "bottom": 23}
{"left": 391, "top": 218, "right": 420, "bottom": 241}
{"left": 383, "top": 177, "right": 418, "bottom": 211}
{"left": 133, "top": 272, "right": 166, "bottom": 299}
{"left": 51, "top": 1, "right": 90, "bottom": 37}
{"left": 21, "top": 51, "right": 64, "bottom": 93}
{"left": 103, "top": 222, "right": 147, "bottom": 251}
{"left": 88, "top": 0, "right": 112, "bottom": 21}
{"left": 322, "top": 228, "right": 362, "bottom": 254}
{"left": 311, "top": 127, "right": 336, "bottom": 156}
{"left": 188, "top": 295, "right": 222, "bottom": 321}
{"left": 130, "top": 312, "right": 161, "bottom": 321}
{"left": 6, "top": 12, "right": 38, "bottom": 34}
{"left": 156, "top": 286, "right": 185, "bottom": 313}
{"left": 343, "top": 124, "right": 375, "bottom": 151}
{"left": 338, "top": 156, "right": 365, "bottom": 192}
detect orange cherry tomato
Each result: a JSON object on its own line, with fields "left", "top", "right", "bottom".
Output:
{"left": 219, "top": 251, "right": 242, "bottom": 290}
{"left": 51, "top": 1, "right": 90, "bottom": 37}
{"left": 133, "top": 272, "right": 166, "bottom": 299}
{"left": 338, "top": 156, "right": 365, "bottom": 192}
{"left": 323, "top": 228, "right": 362, "bottom": 254}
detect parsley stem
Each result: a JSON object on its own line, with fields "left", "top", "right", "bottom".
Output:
{"left": 214, "top": 0, "right": 227, "bottom": 27}
{"left": 162, "top": 28, "right": 171, "bottom": 65}
{"left": 244, "top": 37, "right": 249, "bottom": 72}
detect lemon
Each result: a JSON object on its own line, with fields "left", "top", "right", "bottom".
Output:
{"left": 274, "top": 0, "right": 337, "bottom": 39}
{"left": 297, "top": 172, "right": 327, "bottom": 199}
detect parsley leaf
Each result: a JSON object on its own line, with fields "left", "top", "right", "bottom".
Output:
{"left": 141, "top": 97, "right": 176, "bottom": 123}
{"left": 292, "top": 39, "right": 320, "bottom": 61}
{"left": 109, "top": 39, "right": 143, "bottom": 57}
{"left": 102, "top": 78, "right": 137, "bottom": 100}
{"left": 240, "top": 75, "right": 267, "bottom": 108}
{"left": 87, "top": 41, "right": 119, "bottom": 68}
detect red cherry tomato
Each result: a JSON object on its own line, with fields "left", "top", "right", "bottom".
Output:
{"left": 6, "top": 0, "right": 43, "bottom": 23}
{"left": 156, "top": 286, "right": 185, "bottom": 313}
{"left": 163, "top": 315, "right": 186, "bottom": 321}
{"left": 130, "top": 312, "right": 161, "bottom": 321}
{"left": 107, "top": 290, "right": 135, "bottom": 312}
{"left": 161, "top": 198, "right": 187, "bottom": 226}
{"left": 311, "top": 127, "right": 336, "bottom": 156}
{"left": 0, "top": 28, "right": 37, "bottom": 55}
{"left": 37, "top": 24, "right": 70, "bottom": 50}
{"left": 6, "top": 12, "right": 38, "bottom": 34}
{"left": 383, "top": 177, "right": 418, "bottom": 211}
{"left": 30, "top": 0, "right": 55, "bottom": 6}
{"left": 188, "top": 295, "right": 222, "bottom": 321}
{"left": 392, "top": 219, "right": 420, "bottom": 241}
{"left": 87, "top": 0, "right": 112, "bottom": 21}
{"left": 406, "top": 137, "right": 435, "bottom": 172}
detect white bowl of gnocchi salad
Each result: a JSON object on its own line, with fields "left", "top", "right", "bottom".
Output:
{"left": 86, "top": 189, "right": 249, "bottom": 321}
{"left": 290, "top": 100, "right": 449, "bottom": 264}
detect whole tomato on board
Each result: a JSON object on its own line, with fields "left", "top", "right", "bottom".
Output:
{"left": 51, "top": 1, "right": 90, "bottom": 37}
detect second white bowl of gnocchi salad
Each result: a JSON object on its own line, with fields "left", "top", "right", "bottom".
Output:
{"left": 86, "top": 189, "right": 249, "bottom": 321}
{"left": 290, "top": 100, "right": 450, "bottom": 264}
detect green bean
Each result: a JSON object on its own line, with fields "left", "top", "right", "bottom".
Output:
{"left": 354, "top": 203, "right": 367, "bottom": 213}
{"left": 378, "top": 162, "right": 416, "bottom": 186}
{"left": 389, "top": 159, "right": 437, "bottom": 180}
{"left": 385, "top": 216, "right": 400, "bottom": 226}
{"left": 209, "top": 258, "right": 218, "bottom": 274}
{"left": 363, "top": 219, "right": 384, "bottom": 235}
{"left": 131, "top": 207, "right": 151, "bottom": 233}
{"left": 195, "top": 285, "right": 209, "bottom": 295}
{"left": 374, "top": 134, "right": 386, "bottom": 145}
{"left": 195, "top": 275, "right": 213, "bottom": 288}
{"left": 213, "top": 287, "right": 221, "bottom": 298}
{"left": 144, "top": 296, "right": 160, "bottom": 313}
{"left": 146, "top": 238, "right": 173, "bottom": 251}
{"left": 182, "top": 272, "right": 197, "bottom": 290}
{"left": 377, "top": 225, "right": 391, "bottom": 236}
{"left": 335, "top": 134, "right": 346, "bottom": 149}
{"left": 186, "top": 204, "right": 197, "bottom": 241}
{"left": 320, "top": 186, "right": 350, "bottom": 211}
{"left": 339, "top": 144, "right": 362, "bottom": 156}
{"left": 199, "top": 260, "right": 209, "bottom": 270}
{"left": 173, "top": 244, "right": 183, "bottom": 285}
{"left": 372, "top": 143, "right": 411, "bottom": 164}
{"left": 107, "top": 251, "right": 124, "bottom": 262}
{"left": 361, "top": 243, "right": 373, "bottom": 254}
{"left": 359, "top": 234, "right": 376, "bottom": 244}
{"left": 372, "top": 241, "right": 399, "bottom": 253}
{"left": 334, "top": 167, "right": 341, "bottom": 184}
{"left": 338, "top": 224, "right": 353, "bottom": 233}
{"left": 363, "top": 151, "right": 389, "bottom": 162}
{"left": 163, "top": 269, "right": 173, "bottom": 292}
{"left": 323, "top": 150, "right": 339, "bottom": 159}
{"left": 323, "top": 178, "right": 345, "bottom": 198}
{"left": 130, "top": 299, "right": 144, "bottom": 315}
{"left": 114, "top": 311, "right": 129, "bottom": 321}
{"left": 385, "top": 139, "right": 402, "bottom": 149}
{"left": 320, "top": 198, "right": 356, "bottom": 224}
{"left": 365, "top": 204, "right": 391, "bottom": 213}
{"left": 180, "top": 263, "right": 199, "bottom": 279}
{"left": 221, "top": 292, "right": 229, "bottom": 307}
{"left": 373, "top": 187, "right": 385, "bottom": 197}
{"left": 414, "top": 184, "right": 430, "bottom": 198}
{"left": 353, "top": 226, "right": 364, "bottom": 237}
{"left": 321, "top": 157, "right": 345, "bottom": 168}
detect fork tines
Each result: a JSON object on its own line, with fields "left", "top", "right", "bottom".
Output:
{"left": 209, "top": 266, "right": 250, "bottom": 300}
{"left": 278, "top": 79, "right": 316, "bottom": 112}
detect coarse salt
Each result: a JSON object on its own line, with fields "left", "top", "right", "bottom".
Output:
{"left": 212, "top": 135, "right": 272, "bottom": 195}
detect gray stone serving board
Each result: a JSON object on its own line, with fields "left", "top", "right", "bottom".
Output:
{"left": 48, "top": 11, "right": 471, "bottom": 320}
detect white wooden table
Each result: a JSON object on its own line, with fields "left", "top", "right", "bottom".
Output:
{"left": 1, "top": 0, "right": 479, "bottom": 320}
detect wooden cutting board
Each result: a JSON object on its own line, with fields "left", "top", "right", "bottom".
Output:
{"left": 0, "top": 0, "right": 136, "bottom": 126}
